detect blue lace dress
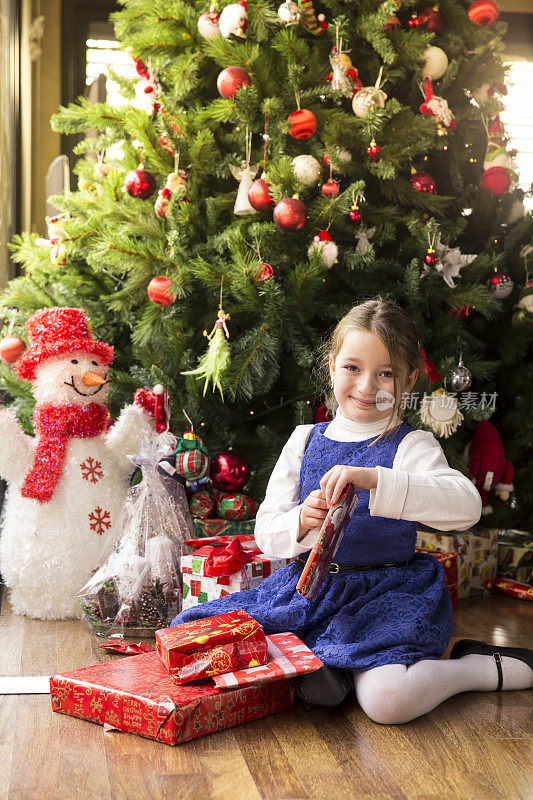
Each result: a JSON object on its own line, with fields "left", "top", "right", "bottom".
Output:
{"left": 171, "top": 421, "right": 453, "bottom": 672}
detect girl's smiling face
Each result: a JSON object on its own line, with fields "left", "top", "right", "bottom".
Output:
{"left": 329, "top": 329, "right": 417, "bottom": 423}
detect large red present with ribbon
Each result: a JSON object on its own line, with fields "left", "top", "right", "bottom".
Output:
{"left": 181, "top": 538, "right": 292, "bottom": 609}
{"left": 415, "top": 547, "right": 458, "bottom": 610}
{"left": 155, "top": 610, "right": 268, "bottom": 683}
{"left": 50, "top": 650, "right": 294, "bottom": 746}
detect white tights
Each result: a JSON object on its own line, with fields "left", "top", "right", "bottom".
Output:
{"left": 354, "top": 654, "right": 533, "bottom": 725}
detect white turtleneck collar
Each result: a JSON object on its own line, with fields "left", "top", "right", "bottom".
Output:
{"left": 324, "top": 407, "right": 399, "bottom": 443}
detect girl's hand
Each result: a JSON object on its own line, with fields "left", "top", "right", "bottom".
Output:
{"left": 298, "top": 489, "right": 329, "bottom": 538}
{"left": 320, "top": 466, "right": 378, "bottom": 507}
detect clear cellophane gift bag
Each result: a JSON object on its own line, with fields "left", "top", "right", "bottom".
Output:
{"left": 78, "top": 431, "right": 193, "bottom": 637}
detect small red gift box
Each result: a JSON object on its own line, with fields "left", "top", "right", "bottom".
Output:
{"left": 155, "top": 610, "right": 268, "bottom": 683}
{"left": 50, "top": 651, "right": 294, "bottom": 746}
{"left": 213, "top": 632, "right": 323, "bottom": 688}
{"left": 415, "top": 547, "right": 458, "bottom": 610}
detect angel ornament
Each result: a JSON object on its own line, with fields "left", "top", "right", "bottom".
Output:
{"left": 328, "top": 36, "right": 360, "bottom": 99}
{"left": 422, "top": 231, "right": 477, "bottom": 288}
{"left": 229, "top": 128, "right": 259, "bottom": 215}
{"left": 181, "top": 283, "right": 231, "bottom": 399}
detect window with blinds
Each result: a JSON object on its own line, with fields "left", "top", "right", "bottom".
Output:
{"left": 86, "top": 38, "right": 136, "bottom": 107}
{"left": 500, "top": 61, "right": 533, "bottom": 210}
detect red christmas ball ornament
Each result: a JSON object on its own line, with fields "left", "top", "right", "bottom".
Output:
{"left": 366, "top": 139, "right": 380, "bottom": 162}
{"left": 124, "top": 167, "right": 156, "bottom": 200}
{"left": 287, "top": 108, "right": 317, "bottom": 140}
{"left": 410, "top": 171, "right": 437, "bottom": 194}
{"left": 147, "top": 276, "right": 175, "bottom": 306}
{"left": 348, "top": 203, "right": 361, "bottom": 223}
{"left": 411, "top": 6, "right": 444, "bottom": 31}
{"left": 468, "top": 0, "right": 499, "bottom": 26}
{"left": 481, "top": 166, "right": 511, "bottom": 196}
{"left": 0, "top": 336, "right": 26, "bottom": 364}
{"left": 216, "top": 66, "right": 251, "bottom": 99}
{"left": 321, "top": 179, "right": 339, "bottom": 198}
{"left": 210, "top": 451, "right": 250, "bottom": 492}
{"left": 422, "top": 5, "right": 444, "bottom": 31}
{"left": 252, "top": 262, "right": 274, "bottom": 281}
{"left": 247, "top": 178, "right": 273, "bottom": 212}
{"left": 273, "top": 198, "right": 307, "bottom": 232}
{"left": 487, "top": 270, "right": 514, "bottom": 299}
{"left": 425, "top": 248, "right": 438, "bottom": 266}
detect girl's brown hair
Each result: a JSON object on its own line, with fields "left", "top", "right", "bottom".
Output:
{"left": 319, "top": 299, "right": 428, "bottom": 446}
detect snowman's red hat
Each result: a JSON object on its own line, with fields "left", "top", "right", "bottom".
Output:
{"left": 15, "top": 307, "right": 114, "bottom": 382}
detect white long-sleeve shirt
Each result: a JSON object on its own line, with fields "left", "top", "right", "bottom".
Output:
{"left": 255, "top": 409, "right": 482, "bottom": 560}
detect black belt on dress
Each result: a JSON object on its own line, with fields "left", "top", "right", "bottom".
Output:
{"left": 295, "top": 556, "right": 414, "bottom": 573}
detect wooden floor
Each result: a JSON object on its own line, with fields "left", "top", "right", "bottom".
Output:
{"left": 0, "top": 593, "right": 532, "bottom": 800}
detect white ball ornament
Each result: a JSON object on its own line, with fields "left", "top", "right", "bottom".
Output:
{"left": 291, "top": 155, "right": 321, "bottom": 186}
{"left": 423, "top": 46, "right": 448, "bottom": 80}
{"left": 219, "top": 1, "right": 247, "bottom": 38}
{"left": 198, "top": 9, "right": 221, "bottom": 39}
{"left": 278, "top": 0, "right": 300, "bottom": 25}
{"left": 352, "top": 86, "right": 387, "bottom": 118}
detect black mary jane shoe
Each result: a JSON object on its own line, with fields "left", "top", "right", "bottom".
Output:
{"left": 295, "top": 666, "right": 354, "bottom": 708}
{"left": 450, "top": 638, "right": 533, "bottom": 691}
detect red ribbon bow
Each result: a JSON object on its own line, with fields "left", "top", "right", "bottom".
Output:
{"left": 196, "top": 539, "right": 256, "bottom": 579}
{"left": 419, "top": 347, "right": 441, "bottom": 384}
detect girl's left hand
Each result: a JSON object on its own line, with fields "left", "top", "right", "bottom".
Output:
{"left": 320, "top": 465, "right": 378, "bottom": 507}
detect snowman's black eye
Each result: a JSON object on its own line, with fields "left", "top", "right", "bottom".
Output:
{"left": 91, "top": 360, "right": 98, "bottom": 366}
{"left": 71, "top": 359, "right": 78, "bottom": 364}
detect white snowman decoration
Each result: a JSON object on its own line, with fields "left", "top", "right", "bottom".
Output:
{"left": 0, "top": 307, "right": 158, "bottom": 619}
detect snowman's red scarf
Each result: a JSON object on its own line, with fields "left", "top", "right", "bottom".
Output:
{"left": 21, "top": 403, "right": 110, "bottom": 503}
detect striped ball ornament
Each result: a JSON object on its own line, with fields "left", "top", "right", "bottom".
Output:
{"left": 176, "top": 449, "right": 210, "bottom": 481}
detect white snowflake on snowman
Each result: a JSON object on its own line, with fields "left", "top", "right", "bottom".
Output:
{"left": 0, "top": 307, "right": 161, "bottom": 620}
{"left": 80, "top": 457, "right": 104, "bottom": 483}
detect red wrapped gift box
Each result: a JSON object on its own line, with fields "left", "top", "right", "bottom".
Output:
{"left": 50, "top": 651, "right": 294, "bottom": 746}
{"left": 214, "top": 633, "right": 323, "bottom": 688}
{"left": 484, "top": 576, "right": 533, "bottom": 601}
{"left": 155, "top": 610, "right": 268, "bottom": 683}
{"left": 415, "top": 547, "right": 458, "bottom": 610}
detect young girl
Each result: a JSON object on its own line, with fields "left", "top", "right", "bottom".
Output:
{"left": 172, "top": 300, "right": 533, "bottom": 724}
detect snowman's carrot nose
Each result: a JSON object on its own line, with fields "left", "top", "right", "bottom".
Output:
{"left": 83, "top": 370, "right": 106, "bottom": 387}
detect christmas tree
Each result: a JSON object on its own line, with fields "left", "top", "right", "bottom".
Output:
{"left": 2, "top": 0, "right": 533, "bottom": 527}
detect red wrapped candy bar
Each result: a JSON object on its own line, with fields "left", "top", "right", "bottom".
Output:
{"left": 50, "top": 651, "right": 293, "bottom": 746}
{"left": 296, "top": 485, "right": 358, "bottom": 602}
{"left": 155, "top": 610, "right": 268, "bottom": 683}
